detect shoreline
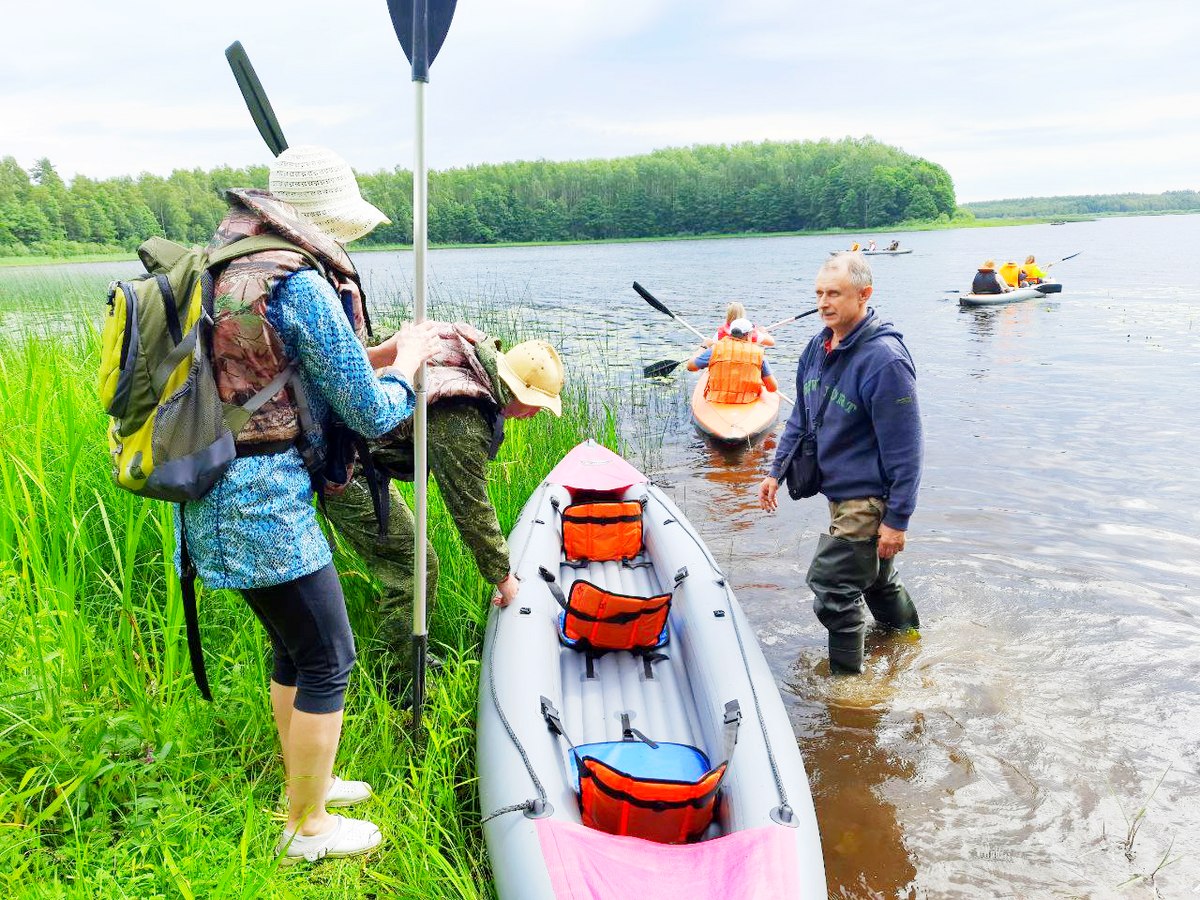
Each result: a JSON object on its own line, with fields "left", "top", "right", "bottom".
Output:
{"left": 3, "top": 209, "right": 1196, "bottom": 268}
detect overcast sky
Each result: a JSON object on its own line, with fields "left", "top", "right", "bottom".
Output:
{"left": 4, "top": 0, "right": 1196, "bottom": 202}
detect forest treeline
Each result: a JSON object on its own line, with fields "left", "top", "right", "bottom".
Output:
{"left": 0, "top": 137, "right": 958, "bottom": 257}
{"left": 962, "top": 190, "right": 1200, "bottom": 219}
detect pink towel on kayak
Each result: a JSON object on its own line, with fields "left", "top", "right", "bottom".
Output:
{"left": 535, "top": 818, "right": 801, "bottom": 899}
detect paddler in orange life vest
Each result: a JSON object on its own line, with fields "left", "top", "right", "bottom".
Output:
{"left": 687, "top": 318, "right": 779, "bottom": 404}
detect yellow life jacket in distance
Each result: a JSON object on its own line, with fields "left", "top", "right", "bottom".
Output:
{"left": 998, "top": 262, "right": 1021, "bottom": 286}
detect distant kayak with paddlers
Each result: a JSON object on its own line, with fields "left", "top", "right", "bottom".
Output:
{"left": 478, "top": 440, "right": 827, "bottom": 900}
{"left": 959, "top": 282, "right": 1060, "bottom": 306}
{"left": 829, "top": 248, "right": 913, "bottom": 256}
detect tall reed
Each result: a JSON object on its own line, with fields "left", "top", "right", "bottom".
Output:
{"left": 0, "top": 274, "right": 614, "bottom": 897}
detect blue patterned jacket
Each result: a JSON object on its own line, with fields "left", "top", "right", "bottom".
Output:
{"left": 177, "top": 269, "right": 415, "bottom": 589}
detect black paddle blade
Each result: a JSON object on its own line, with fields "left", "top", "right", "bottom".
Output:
{"left": 632, "top": 281, "right": 674, "bottom": 318}
{"left": 387, "top": 0, "right": 458, "bottom": 81}
{"left": 643, "top": 358, "right": 684, "bottom": 378}
{"left": 225, "top": 42, "right": 288, "bottom": 157}
{"left": 1034, "top": 282, "right": 1063, "bottom": 294}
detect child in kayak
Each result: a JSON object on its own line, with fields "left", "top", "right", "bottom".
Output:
{"left": 703, "top": 302, "right": 776, "bottom": 347}
{"left": 688, "top": 318, "right": 778, "bottom": 404}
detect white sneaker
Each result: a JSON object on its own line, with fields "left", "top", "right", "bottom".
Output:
{"left": 276, "top": 815, "right": 383, "bottom": 866}
{"left": 326, "top": 775, "right": 373, "bottom": 807}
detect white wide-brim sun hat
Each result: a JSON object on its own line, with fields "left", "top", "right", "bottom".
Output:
{"left": 269, "top": 145, "right": 390, "bottom": 244}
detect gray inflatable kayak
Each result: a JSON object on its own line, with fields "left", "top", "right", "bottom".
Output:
{"left": 829, "top": 248, "right": 912, "bottom": 255}
{"left": 478, "top": 441, "right": 827, "bottom": 899}
{"left": 959, "top": 282, "right": 1059, "bottom": 306}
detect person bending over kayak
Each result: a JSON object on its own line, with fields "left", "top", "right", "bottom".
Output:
{"left": 322, "top": 328, "right": 565, "bottom": 698}
{"left": 688, "top": 318, "right": 778, "bottom": 404}
{"left": 702, "top": 301, "right": 776, "bottom": 347}
{"left": 971, "top": 260, "right": 1012, "bottom": 294}
{"left": 886, "top": 240, "right": 900, "bottom": 251}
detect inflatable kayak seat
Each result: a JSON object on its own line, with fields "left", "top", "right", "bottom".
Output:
{"left": 542, "top": 699, "right": 742, "bottom": 844}
{"left": 555, "top": 496, "right": 645, "bottom": 563}
{"left": 539, "top": 566, "right": 687, "bottom": 653}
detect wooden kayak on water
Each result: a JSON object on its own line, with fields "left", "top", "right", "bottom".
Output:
{"left": 690, "top": 371, "right": 781, "bottom": 445}
{"left": 958, "top": 282, "right": 1061, "bottom": 307}
{"left": 478, "top": 441, "right": 827, "bottom": 900}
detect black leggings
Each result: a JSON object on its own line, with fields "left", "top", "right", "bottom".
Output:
{"left": 241, "top": 563, "right": 356, "bottom": 714}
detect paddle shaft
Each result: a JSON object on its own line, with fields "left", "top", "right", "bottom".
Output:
{"left": 632, "top": 282, "right": 709, "bottom": 342}
{"left": 411, "top": 77, "right": 429, "bottom": 733}
{"left": 763, "top": 308, "right": 819, "bottom": 331}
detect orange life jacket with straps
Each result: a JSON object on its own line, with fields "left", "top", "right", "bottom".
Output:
{"left": 558, "top": 496, "right": 645, "bottom": 562}
{"left": 705, "top": 338, "right": 764, "bottom": 405}
{"left": 538, "top": 565, "right": 686, "bottom": 652}
{"left": 541, "top": 696, "right": 742, "bottom": 844}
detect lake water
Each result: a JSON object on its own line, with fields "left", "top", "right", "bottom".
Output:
{"left": 8, "top": 215, "right": 1199, "bottom": 898}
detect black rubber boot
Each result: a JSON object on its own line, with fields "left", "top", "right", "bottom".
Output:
{"left": 829, "top": 630, "right": 866, "bottom": 675}
{"left": 864, "top": 556, "right": 920, "bottom": 631}
{"left": 807, "top": 534, "right": 879, "bottom": 675}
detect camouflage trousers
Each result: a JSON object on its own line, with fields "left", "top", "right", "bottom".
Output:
{"left": 322, "top": 475, "right": 439, "bottom": 689}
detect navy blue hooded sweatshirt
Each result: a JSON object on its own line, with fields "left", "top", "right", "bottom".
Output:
{"left": 769, "top": 309, "right": 923, "bottom": 530}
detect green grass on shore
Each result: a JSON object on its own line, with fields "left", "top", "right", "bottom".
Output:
{"left": 0, "top": 279, "right": 615, "bottom": 897}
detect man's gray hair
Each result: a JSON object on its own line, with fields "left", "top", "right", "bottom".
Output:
{"left": 821, "top": 252, "right": 873, "bottom": 289}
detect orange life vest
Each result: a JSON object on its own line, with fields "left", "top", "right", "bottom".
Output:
{"left": 705, "top": 338, "right": 764, "bottom": 405}
{"left": 541, "top": 698, "right": 743, "bottom": 845}
{"left": 578, "top": 755, "right": 727, "bottom": 843}
{"left": 560, "top": 498, "right": 644, "bottom": 562}
{"left": 539, "top": 566, "right": 685, "bottom": 652}
{"left": 998, "top": 262, "right": 1021, "bottom": 287}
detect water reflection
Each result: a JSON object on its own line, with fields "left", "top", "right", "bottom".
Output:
{"left": 791, "top": 633, "right": 921, "bottom": 900}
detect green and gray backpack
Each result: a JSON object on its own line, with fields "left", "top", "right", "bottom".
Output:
{"left": 98, "top": 234, "right": 318, "bottom": 502}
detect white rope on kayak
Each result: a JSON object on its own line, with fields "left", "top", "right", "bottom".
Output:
{"left": 481, "top": 483, "right": 553, "bottom": 824}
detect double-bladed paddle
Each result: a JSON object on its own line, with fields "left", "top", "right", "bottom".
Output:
{"left": 224, "top": 42, "right": 288, "bottom": 157}
{"left": 385, "top": 0, "right": 458, "bottom": 735}
{"left": 642, "top": 307, "right": 819, "bottom": 378}
{"left": 632, "top": 282, "right": 710, "bottom": 342}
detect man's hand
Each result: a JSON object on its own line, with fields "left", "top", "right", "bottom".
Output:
{"left": 758, "top": 476, "right": 779, "bottom": 512}
{"left": 493, "top": 573, "right": 520, "bottom": 607}
{"left": 877, "top": 523, "right": 906, "bottom": 559}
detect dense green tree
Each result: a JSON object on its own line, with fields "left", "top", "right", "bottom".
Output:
{"left": 1, "top": 138, "right": 978, "bottom": 255}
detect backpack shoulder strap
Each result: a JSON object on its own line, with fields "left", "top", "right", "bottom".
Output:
{"left": 206, "top": 234, "right": 323, "bottom": 273}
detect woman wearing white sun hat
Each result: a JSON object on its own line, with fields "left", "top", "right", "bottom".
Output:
{"left": 182, "top": 145, "right": 439, "bottom": 866}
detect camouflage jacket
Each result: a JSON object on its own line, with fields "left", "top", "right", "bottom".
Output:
{"left": 372, "top": 332, "right": 514, "bottom": 584}
{"left": 208, "top": 189, "right": 369, "bottom": 444}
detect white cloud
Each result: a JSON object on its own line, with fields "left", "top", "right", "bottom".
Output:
{"left": 1, "top": 0, "right": 1197, "bottom": 201}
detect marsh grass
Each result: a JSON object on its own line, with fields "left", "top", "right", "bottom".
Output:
{"left": 0, "top": 276, "right": 617, "bottom": 897}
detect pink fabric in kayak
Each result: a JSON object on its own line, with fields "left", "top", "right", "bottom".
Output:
{"left": 545, "top": 441, "right": 647, "bottom": 494}
{"left": 535, "top": 819, "right": 801, "bottom": 899}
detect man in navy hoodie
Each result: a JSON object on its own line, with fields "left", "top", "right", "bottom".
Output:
{"left": 759, "top": 253, "right": 922, "bottom": 674}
